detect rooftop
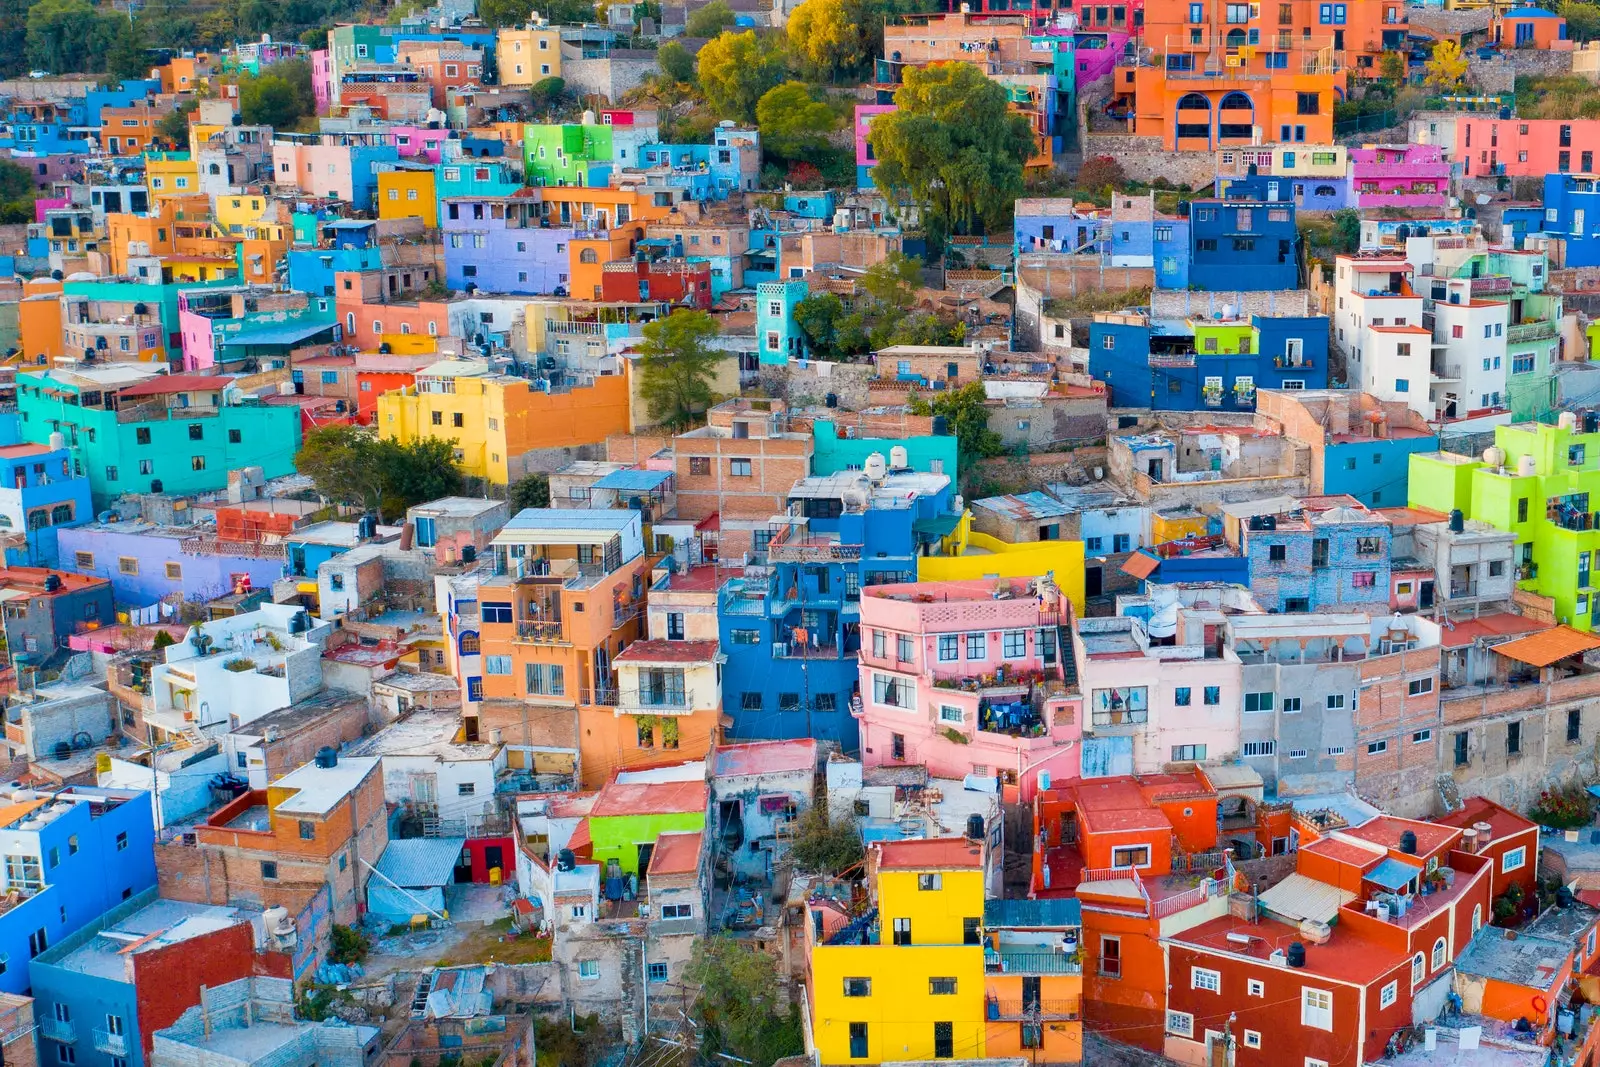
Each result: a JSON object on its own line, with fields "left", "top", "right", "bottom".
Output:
{"left": 1455, "top": 923, "right": 1576, "bottom": 989}
{"left": 1343, "top": 815, "right": 1460, "bottom": 857}
{"left": 1172, "top": 912, "right": 1405, "bottom": 985}
{"left": 647, "top": 830, "right": 702, "bottom": 876}
{"left": 1435, "top": 795, "right": 1538, "bottom": 840}
{"left": 613, "top": 639, "right": 719, "bottom": 665}
{"left": 346, "top": 711, "right": 499, "bottom": 761}
{"left": 270, "top": 755, "right": 379, "bottom": 817}
{"left": 712, "top": 738, "right": 817, "bottom": 778}
{"left": 49, "top": 897, "right": 257, "bottom": 982}
{"left": 1438, "top": 613, "right": 1550, "bottom": 649}
{"left": 591, "top": 778, "right": 706, "bottom": 818}
{"left": 1490, "top": 625, "right": 1600, "bottom": 667}
{"left": 876, "top": 836, "right": 983, "bottom": 871}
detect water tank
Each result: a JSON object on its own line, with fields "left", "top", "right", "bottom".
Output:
{"left": 151, "top": 479, "right": 163, "bottom": 494}
{"left": 932, "top": 415, "right": 950, "bottom": 436}
{"left": 1483, "top": 446, "right": 1505, "bottom": 468}
{"left": 289, "top": 610, "right": 310, "bottom": 634}
{"left": 314, "top": 746, "right": 338, "bottom": 769}
{"left": 1399, "top": 829, "right": 1418, "bottom": 854}
{"left": 1518, "top": 454, "right": 1538, "bottom": 477}
{"left": 1559, "top": 885, "right": 1576, "bottom": 908}
{"left": 43, "top": 573, "right": 60, "bottom": 592}
{"left": 1286, "top": 941, "right": 1306, "bottom": 968}
{"left": 462, "top": 545, "right": 477, "bottom": 563}
{"left": 48, "top": 431, "right": 64, "bottom": 452}
{"left": 557, "top": 848, "right": 576, "bottom": 871}
{"left": 1038, "top": 768, "right": 1052, "bottom": 792}
{"left": 357, "top": 513, "right": 378, "bottom": 541}
{"left": 864, "top": 452, "right": 887, "bottom": 482}
{"left": 889, "top": 445, "right": 909, "bottom": 470}
{"left": 581, "top": 109, "right": 597, "bottom": 126}
{"left": 965, "top": 814, "right": 985, "bottom": 841}
{"left": 1261, "top": 515, "right": 1277, "bottom": 531}
{"left": 1561, "top": 412, "right": 1579, "bottom": 431}
{"left": 1449, "top": 509, "right": 1465, "bottom": 534}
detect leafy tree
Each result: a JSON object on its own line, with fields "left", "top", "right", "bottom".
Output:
{"left": 636, "top": 310, "right": 724, "bottom": 430}
{"left": 862, "top": 251, "right": 922, "bottom": 310}
{"left": 509, "top": 472, "right": 551, "bottom": 511}
{"left": 528, "top": 76, "right": 567, "bottom": 111}
{"left": 1076, "top": 154, "right": 1126, "bottom": 193}
{"left": 0, "top": 158, "right": 36, "bottom": 203}
{"left": 696, "top": 30, "right": 788, "bottom": 122}
{"left": 156, "top": 98, "right": 198, "bottom": 148}
{"left": 104, "top": 18, "right": 149, "bottom": 82}
{"left": 239, "top": 74, "right": 304, "bottom": 128}
{"left": 377, "top": 438, "right": 461, "bottom": 520}
{"left": 328, "top": 924, "right": 370, "bottom": 964}
{"left": 152, "top": 629, "right": 177, "bottom": 650}
{"left": 910, "top": 382, "right": 1001, "bottom": 462}
{"left": 657, "top": 40, "right": 696, "bottom": 83}
{"left": 1378, "top": 48, "right": 1406, "bottom": 84}
{"left": 295, "top": 426, "right": 462, "bottom": 521}
{"left": 794, "top": 292, "right": 848, "bottom": 359}
{"left": 477, "top": 0, "right": 533, "bottom": 26}
{"left": 685, "top": 0, "right": 737, "bottom": 37}
{"left": 1424, "top": 39, "right": 1468, "bottom": 93}
{"left": 684, "top": 937, "right": 804, "bottom": 1067}
{"left": 868, "top": 62, "right": 1035, "bottom": 237}
{"left": 786, "top": 0, "right": 869, "bottom": 79}
{"left": 26, "top": 0, "right": 120, "bottom": 75}
{"left": 300, "top": 26, "right": 331, "bottom": 50}
{"left": 1563, "top": 1, "right": 1600, "bottom": 43}
{"left": 789, "top": 805, "right": 863, "bottom": 874}
{"left": 755, "top": 80, "right": 836, "bottom": 158}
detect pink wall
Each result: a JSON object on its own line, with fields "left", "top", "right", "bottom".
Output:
{"left": 1075, "top": 30, "right": 1129, "bottom": 85}
{"left": 312, "top": 50, "right": 332, "bottom": 117}
{"left": 34, "top": 197, "right": 69, "bottom": 222}
{"left": 855, "top": 104, "right": 895, "bottom": 172}
{"left": 389, "top": 126, "right": 450, "bottom": 163}
{"left": 1457, "top": 116, "right": 1600, "bottom": 178}
{"left": 177, "top": 297, "right": 217, "bottom": 372}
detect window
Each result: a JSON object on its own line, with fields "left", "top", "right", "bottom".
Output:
{"left": 1003, "top": 630, "right": 1027, "bottom": 658}
{"left": 118, "top": 556, "right": 138, "bottom": 576}
{"left": 1192, "top": 968, "right": 1221, "bottom": 993}
{"left": 892, "top": 918, "right": 911, "bottom": 945}
{"left": 1380, "top": 980, "right": 1397, "bottom": 1008}
{"left": 939, "top": 705, "right": 963, "bottom": 725}
{"left": 578, "top": 960, "right": 600, "bottom": 980}
{"left": 1301, "top": 987, "right": 1333, "bottom": 1030}
{"left": 1099, "top": 936, "right": 1122, "bottom": 977}
{"left": 646, "top": 962, "right": 668, "bottom": 983}
{"left": 1244, "top": 1031, "right": 1261, "bottom": 1049}
{"left": 1508, "top": 720, "right": 1522, "bottom": 755}
{"left": 967, "top": 632, "right": 987, "bottom": 659}
{"left": 689, "top": 456, "right": 710, "bottom": 476}
{"left": 918, "top": 873, "right": 942, "bottom": 891}
{"left": 873, "top": 673, "right": 912, "bottom": 709}
{"left": 1269, "top": 544, "right": 1287, "bottom": 562}
{"left": 1282, "top": 696, "right": 1301, "bottom": 713}
{"left": 1429, "top": 936, "right": 1447, "bottom": 972}
{"left": 1243, "top": 741, "right": 1276, "bottom": 757}
{"left": 730, "top": 458, "right": 752, "bottom": 477}
{"left": 928, "top": 978, "right": 957, "bottom": 995}
{"left": 261, "top": 861, "right": 278, "bottom": 880}
{"left": 298, "top": 821, "right": 316, "bottom": 844}
{"left": 1571, "top": 709, "right": 1583, "bottom": 744}
{"left": 1297, "top": 92, "right": 1320, "bottom": 115}
{"left": 1247, "top": 978, "right": 1264, "bottom": 997}
{"left": 1327, "top": 746, "right": 1346, "bottom": 756}
{"left": 1204, "top": 686, "right": 1220, "bottom": 705}
{"left": 1165, "top": 1010, "right": 1193, "bottom": 1038}
{"left": 1366, "top": 740, "right": 1388, "bottom": 756}
{"left": 1502, "top": 846, "right": 1527, "bottom": 873}
{"left": 1407, "top": 677, "right": 1434, "bottom": 697}
{"left": 843, "top": 978, "right": 871, "bottom": 997}
{"left": 1326, "top": 694, "right": 1346, "bottom": 710}
{"left": 897, "top": 633, "right": 915, "bottom": 663}
{"left": 1112, "top": 846, "right": 1150, "bottom": 869}
{"left": 1172, "top": 744, "right": 1207, "bottom": 761}
{"left": 1245, "top": 691, "right": 1274, "bottom": 713}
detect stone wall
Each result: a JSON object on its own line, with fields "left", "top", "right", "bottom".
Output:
{"left": 1470, "top": 49, "right": 1573, "bottom": 94}
{"left": 759, "top": 359, "right": 875, "bottom": 411}
{"left": 1080, "top": 134, "right": 1219, "bottom": 189}
{"left": 559, "top": 53, "right": 658, "bottom": 104}
{"left": 988, "top": 394, "right": 1109, "bottom": 450}
{"left": 1150, "top": 288, "right": 1314, "bottom": 320}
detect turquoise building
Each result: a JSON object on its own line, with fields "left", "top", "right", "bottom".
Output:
{"left": 757, "top": 280, "right": 809, "bottom": 365}
{"left": 811, "top": 419, "right": 959, "bottom": 483}
{"left": 16, "top": 369, "right": 301, "bottom": 502}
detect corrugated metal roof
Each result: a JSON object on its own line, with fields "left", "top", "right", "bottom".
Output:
{"left": 373, "top": 837, "right": 467, "bottom": 888}
{"left": 592, "top": 468, "right": 672, "bottom": 492}
{"left": 984, "top": 898, "right": 1082, "bottom": 927}
{"left": 1492, "top": 625, "right": 1600, "bottom": 667}
{"left": 1256, "top": 872, "right": 1355, "bottom": 924}
{"left": 1366, "top": 856, "right": 1423, "bottom": 891}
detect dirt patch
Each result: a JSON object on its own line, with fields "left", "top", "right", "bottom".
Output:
{"left": 436, "top": 918, "right": 554, "bottom": 967}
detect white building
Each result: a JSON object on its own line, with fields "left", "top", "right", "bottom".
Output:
{"left": 347, "top": 711, "right": 506, "bottom": 834}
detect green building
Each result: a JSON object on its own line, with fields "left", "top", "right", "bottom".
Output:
{"left": 1410, "top": 418, "right": 1600, "bottom": 630}
{"left": 17, "top": 367, "right": 301, "bottom": 503}
{"left": 63, "top": 277, "right": 238, "bottom": 357}
{"left": 522, "top": 123, "right": 614, "bottom": 187}
{"left": 586, "top": 776, "right": 705, "bottom": 876}
{"left": 812, "top": 419, "right": 960, "bottom": 483}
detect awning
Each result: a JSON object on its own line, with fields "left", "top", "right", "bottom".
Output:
{"left": 223, "top": 319, "right": 339, "bottom": 348}
{"left": 1121, "top": 550, "right": 1160, "bottom": 580}
{"left": 593, "top": 468, "right": 672, "bottom": 493}
{"left": 1366, "top": 856, "right": 1423, "bottom": 892}
{"left": 373, "top": 837, "right": 467, "bottom": 888}
{"left": 1255, "top": 872, "right": 1356, "bottom": 924}
{"left": 913, "top": 514, "right": 962, "bottom": 540}
{"left": 1492, "top": 625, "right": 1600, "bottom": 668}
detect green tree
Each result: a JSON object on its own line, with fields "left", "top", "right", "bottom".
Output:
{"left": 1378, "top": 48, "right": 1406, "bottom": 84}
{"left": 787, "top": 0, "right": 868, "bottom": 80}
{"left": 477, "top": 0, "right": 533, "bottom": 26}
{"left": 529, "top": 75, "right": 566, "bottom": 111}
{"left": 104, "top": 18, "right": 149, "bottom": 82}
{"left": 861, "top": 251, "right": 922, "bottom": 310}
{"left": 156, "top": 97, "right": 198, "bottom": 148}
{"left": 508, "top": 472, "right": 551, "bottom": 511}
{"left": 696, "top": 30, "right": 788, "bottom": 122}
{"left": 756, "top": 80, "right": 836, "bottom": 158}
{"left": 239, "top": 73, "right": 305, "bottom": 128}
{"left": 328, "top": 924, "right": 370, "bottom": 964}
{"left": 868, "top": 62, "right": 1035, "bottom": 237}
{"left": 788, "top": 805, "right": 863, "bottom": 874}
{"left": 636, "top": 310, "right": 723, "bottom": 429}
{"left": 684, "top": 937, "right": 803, "bottom": 1067}
{"left": 794, "top": 292, "right": 847, "bottom": 359}
{"left": 376, "top": 438, "right": 462, "bottom": 519}
{"left": 910, "top": 382, "right": 1001, "bottom": 462}
{"left": 294, "top": 426, "right": 462, "bottom": 521}
{"left": 1424, "top": 39, "right": 1468, "bottom": 92}
{"left": 657, "top": 40, "right": 696, "bottom": 83}
{"left": 1563, "top": 1, "right": 1600, "bottom": 43}
{"left": 685, "top": 0, "right": 736, "bottom": 37}
{"left": 26, "top": 0, "right": 120, "bottom": 75}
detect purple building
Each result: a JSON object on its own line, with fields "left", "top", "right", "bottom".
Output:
{"left": 56, "top": 520, "right": 286, "bottom": 608}
{"left": 1350, "top": 144, "right": 1450, "bottom": 210}
{"left": 441, "top": 194, "right": 575, "bottom": 295}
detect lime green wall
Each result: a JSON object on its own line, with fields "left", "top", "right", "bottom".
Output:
{"left": 588, "top": 811, "right": 705, "bottom": 875}
{"left": 1192, "top": 322, "right": 1255, "bottom": 355}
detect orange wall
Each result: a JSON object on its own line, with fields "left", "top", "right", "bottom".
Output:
{"left": 20, "top": 282, "right": 63, "bottom": 362}
{"left": 1081, "top": 826, "right": 1174, "bottom": 873}
{"left": 576, "top": 705, "right": 721, "bottom": 790}
{"left": 1158, "top": 796, "right": 1218, "bottom": 854}
{"left": 507, "top": 371, "right": 633, "bottom": 455}
{"left": 1082, "top": 910, "right": 1166, "bottom": 1051}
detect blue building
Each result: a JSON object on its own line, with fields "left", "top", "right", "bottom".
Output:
{"left": 718, "top": 467, "right": 960, "bottom": 750}
{"left": 0, "top": 100, "right": 91, "bottom": 155}
{"left": 82, "top": 81, "right": 161, "bottom": 131}
{"left": 30, "top": 893, "right": 269, "bottom": 1067}
{"left": 1188, "top": 176, "right": 1300, "bottom": 291}
{"left": 1014, "top": 204, "right": 1099, "bottom": 255}
{"left": 1322, "top": 431, "right": 1439, "bottom": 508}
{"left": 287, "top": 246, "right": 385, "bottom": 296}
{"left": 1089, "top": 313, "right": 1329, "bottom": 409}
{"left": 0, "top": 441, "right": 93, "bottom": 567}
{"left": 757, "top": 279, "right": 809, "bottom": 364}
{"left": 637, "top": 128, "right": 761, "bottom": 198}
{"left": 1240, "top": 504, "right": 1393, "bottom": 612}
{"left": 1540, "top": 174, "right": 1600, "bottom": 266}
{"left": 284, "top": 520, "right": 377, "bottom": 580}
{"left": 0, "top": 786, "right": 156, "bottom": 996}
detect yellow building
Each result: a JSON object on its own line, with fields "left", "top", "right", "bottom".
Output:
{"left": 145, "top": 152, "right": 201, "bottom": 201}
{"left": 922, "top": 514, "right": 1086, "bottom": 616}
{"left": 807, "top": 839, "right": 989, "bottom": 1065}
{"left": 377, "top": 169, "right": 438, "bottom": 228}
{"left": 213, "top": 193, "right": 289, "bottom": 241}
{"left": 496, "top": 25, "right": 563, "bottom": 85}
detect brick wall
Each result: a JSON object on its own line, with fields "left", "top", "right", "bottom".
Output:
{"left": 131, "top": 921, "right": 292, "bottom": 1055}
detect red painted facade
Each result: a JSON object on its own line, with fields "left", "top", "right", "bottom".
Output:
{"left": 598, "top": 259, "right": 713, "bottom": 308}
{"left": 130, "top": 920, "right": 292, "bottom": 1055}
{"left": 463, "top": 836, "right": 515, "bottom": 883}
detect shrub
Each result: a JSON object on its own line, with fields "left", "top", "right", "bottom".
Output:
{"left": 1529, "top": 784, "right": 1594, "bottom": 829}
{"left": 329, "top": 923, "right": 370, "bottom": 964}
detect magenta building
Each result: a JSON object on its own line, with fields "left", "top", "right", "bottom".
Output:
{"left": 1349, "top": 144, "right": 1450, "bottom": 210}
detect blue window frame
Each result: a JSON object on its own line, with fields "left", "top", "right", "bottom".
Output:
{"left": 1335, "top": 3, "right": 1346, "bottom": 21}
{"left": 1168, "top": 53, "right": 1194, "bottom": 70}
{"left": 1280, "top": 124, "right": 1292, "bottom": 140}
{"left": 1282, "top": 151, "right": 1296, "bottom": 166}
{"left": 1248, "top": 28, "right": 1259, "bottom": 43}
{"left": 320, "top": 371, "right": 339, "bottom": 384}
{"left": 1189, "top": 1, "right": 1204, "bottom": 20}
{"left": 1319, "top": 3, "right": 1331, "bottom": 21}
{"left": 467, "top": 676, "right": 483, "bottom": 701}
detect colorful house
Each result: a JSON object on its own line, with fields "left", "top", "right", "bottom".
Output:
{"left": 1349, "top": 144, "right": 1451, "bottom": 210}
{"left": 1089, "top": 312, "right": 1328, "bottom": 409}
{"left": 1188, "top": 176, "right": 1299, "bottom": 291}
{"left": 1493, "top": 6, "right": 1570, "bottom": 49}
{"left": 496, "top": 24, "right": 563, "bottom": 84}
{"left": 376, "top": 168, "right": 438, "bottom": 228}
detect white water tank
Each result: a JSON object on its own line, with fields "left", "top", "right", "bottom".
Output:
{"left": 1518, "top": 454, "right": 1538, "bottom": 477}
{"left": 1561, "top": 411, "right": 1579, "bottom": 430}
{"left": 890, "top": 445, "right": 909, "bottom": 470}
{"left": 864, "top": 452, "right": 887, "bottom": 482}
{"left": 48, "top": 432, "right": 64, "bottom": 452}
{"left": 1482, "top": 446, "right": 1505, "bottom": 468}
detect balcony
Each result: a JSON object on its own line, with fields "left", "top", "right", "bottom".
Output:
{"left": 617, "top": 690, "right": 692, "bottom": 715}
{"left": 984, "top": 948, "right": 1082, "bottom": 976}
{"left": 1470, "top": 276, "right": 1513, "bottom": 295}
{"left": 1271, "top": 355, "right": 1314, "bottom": 370}
{"left": 515, "top": 620, "right": 566, "bottom": 643}
{"left": 985, "top": 998, "right": 1082, "bottom": 1021}
{"left": 1507, "top": 320, "right": 1558, "bottom": 344}
{"left": 40, "top": 1019, "right": 75, "bottom": 1045}
{"left": 92, "top": 1030, "right": 128, "bottom": 1056}
{"left": 1148, "top": 353, "right": 1196, "bottom": 368}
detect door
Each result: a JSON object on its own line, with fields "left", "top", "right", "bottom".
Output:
{"left": 484, "top": 845, "right": 504, "bottom": 876}
{"left": 933, "top": 1022, "right": 953, "bottom": 1059}
{"left": 1086, "top": 566, "right": 1104, "bottom": 598}
{"left": 636, "top": 842, "right": 654, "bottom": 876}
{"left": 453, "top": 847, "right": 474, "bottom": 884}
{"left": 1420, "top": 580, "right": 1435, "bottom": 609}
{"left": 1021, "top": 976, "right": 1042, "bottom": 1012}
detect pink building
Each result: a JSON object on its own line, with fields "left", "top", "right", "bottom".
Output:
{"left": 388, "top": 126, "right": 450, "bottom": 163}
{"left": 1456, "top": 116, "right": 1600, "bottom": 179}
{"left": 854, "top": 577, "right": 1081, "bottom": 799}
{"left": 312, "top": 50, "right": 332, "bottom": 117}
{"left": 1349, "top": 143, "right": 1450, "bottom": 209}
{"left": 177, "top": 293, "right": 217, "bottom": 371}
{"left": 1075, "top": 30, "right": 1130, "bottom": 86}
{"left": 854, "top": 104, "right": 895, "bottom": 188}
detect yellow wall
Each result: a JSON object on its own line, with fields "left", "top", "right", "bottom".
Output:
{"left": 1151, "top": 511, "right": 1208, "bottom": 544}
{"left": 377, "top": 170, "right": 438, "bottom": 228}
{"left": 810, "top": 944, "right": 986, "bottom": 1064}
{"left": 496, "top": 28, "right": 563, "bottom": 85}
{"left": 878, "top": 868, "right": 985, "bottom": 946}
{"left": 921, "top": 523, "right": 1087, "bottom": 617}
{"left": 146, "top": 157, "right": 200, "bottom": 200}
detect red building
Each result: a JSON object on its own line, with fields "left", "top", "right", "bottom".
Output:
{"left": 1436, "top": 795, "right": 1541, "bottom": 913}
{"left": 598, "top": 257, "right": 713, "bottom": 308}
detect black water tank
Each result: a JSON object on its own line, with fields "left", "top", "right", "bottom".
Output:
{"left": 966, "top": 814, "right": 984, "bottom": 841}
{"left": 357, "top": 513, "right": 378, "bottom": 540}
{"left": 43, "top": 573, "right": 60, "bottom": 593}
{"left": 150, "top": 479, "right": 163, "bottom": 494}
{"left": 314, "top": 746, "right": 338, "bottom": 769}
{"left": 557, "top": 848, "right": 576, "bottom": 871}
{"left": 462, "top": 545, "right": 477, "bottom": 563}
{"left": 1449, "top": 509, "right": 1465, "bottom": 534}
{"left": 1286, "top": 941, "right": 1306, "bottom": 968}
{"left": 1559, "top": 885, "right": 1576, "bottom": 908}
{"left": 825, "top": 392, "right": 838, "bottom": 409}
{"left": 1400, "top": 829, "right": 1418, "bottom": 854}
{"left": 932, "top": 415, "right": 950, "bottom": 436}
{"left": 1261, "top": 515, "right": 1277, "bottom": 531}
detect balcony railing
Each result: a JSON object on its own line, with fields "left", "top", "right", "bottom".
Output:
{"left": 515, "top": 620, "right": 566, "bottom": 643}
{"left": 985, "top": 950, "right": 1083, "bottom": 976}
{"left": 92, "top": 1030, "right": 128, "bottom": 1056}
{"left": 1470, "top": 275, "right": 1513, "bottom": 295}
{"left": 1148, "top": 353, "right": 1196, "bottom": 368}
{"left": 40, "top": 1020, "right": 75, "bottom": 1045}
{"left": 1450, "top": 581, "right": 1477, "bottom": 598}
{"left": 1508, "top": 320, "right": 1558, "bottom": 344}
{"left": 985, "top": 998, "right": 1081, "bottom": 1021}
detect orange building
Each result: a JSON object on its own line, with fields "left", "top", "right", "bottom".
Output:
{"left": 534, "top": 186, "right": 680, "bottom": 299}
{"left": 99, "top": 100, "right": 168, "bottom": 156}
{"left": 161, "top": 54, "right": 218, "bottom": 94}
{"left": 18, "top": 278, "right": 64, "bottom": 364}
{"left": 473, "top": 509, "right": 654, "bottom": 752}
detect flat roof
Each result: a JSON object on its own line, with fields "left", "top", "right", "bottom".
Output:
{"left": 52, "top": 898, "right": 254, "bottom": 982}
{"left": 591, "top": 778, "right": 706, "bottom": 818}
{"left": 270, "top": 755, "right": 379, "bottom": 816}
{"left": 713, "top": 738, "right": 817, "bottom": 778}
{"left": 613, "top": 639, "right": 719, "bottom": 665}
{"left": 876, "top": 837, "right": 983, "bottom": 870}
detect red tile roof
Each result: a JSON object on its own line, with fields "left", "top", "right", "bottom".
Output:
{"left": 0, "top": 567, "right": 106, "bottom": 596}
{"left": 117, "top": 374, "right": 232, "bottom": 398}
{"left": 0, "top": 444, "right": 54, "bottom": 459}
{"left": 713, "top": 738, "right": 817, "bottom": 778}
{"left": 1435, "top": 795, "right": 1539, "bottom": 840}
{"left": 876, "top": 837, "right": 983, "bottom": 870}
{"left": 648, "top": 830, "right": 703, "bottom": 876}
{"left": 614, "top": 639, "right": 719, "bottom": 664}
{"left": 1491, "top": 625, "right": 1600, "bottom": 667}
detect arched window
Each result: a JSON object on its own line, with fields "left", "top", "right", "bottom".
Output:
{"left": 50, "top": 504, "right": 72, "bottom": 525}
{"left": 460, "top": 631, "right": 480, "bottom": 655}
{"left": 0, "top": 515, "right": 14, "bottom": 530}
{"left": 1432, "top": 936, "right": 1447, "bottom": 971}
{"left": 1410, "top": 952, "right": 1425, "bottom": 987}
{"left": 208, "top": 163, "right": 221, "bottom": 176}
{"left": 1225, "top": 28, "right": 1246, "bottom": 47}
{"left": 1315, "top": 185, "right": 1338, "bottom": 197}
{"left": 1219, "top": 92, "right": 1253, "bottom": 111}
{"left": 1472, "top": 904, "right": 1482, "bottom": 935}
{"left": 1177, "top": 93, "right": 1210, "bottom": 110}
{"left": 1218, "top": 92, "right": 1254, "bottom": 140}
{"left": 26, "top": 510, "right": 48, "bottom": 530}
{"left": 1176, "top": 94, "right": 1211, "bottom": 143}
{"left": 579, "top": 248, "right": 598, "bottom": 264}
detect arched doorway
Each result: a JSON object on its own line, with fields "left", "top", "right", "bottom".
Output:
{"left": 1218, "top": 91, "right": 1254, "bottom": 141}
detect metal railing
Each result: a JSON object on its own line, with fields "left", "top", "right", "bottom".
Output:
{"left": 515, "top": 620, "right": 565, "bottom": 643}
{"left": 985, "top": 998, "right": 1081, "bottom": 1020}
{"left": 92, "top": 1030, "right": 128, "bottom": 1056}
{"left": 39, "top": 1020, "right": 75, "bottom": 1045}
{"left": 1508, "top": 320, "right": 1558, "bottom": 343}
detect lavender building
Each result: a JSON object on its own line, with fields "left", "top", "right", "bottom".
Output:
{"left": 442, "top": 194, "right": 575, "bottom": 296}
{"left": 56, "top": 520, "right": 286, "bottom": 608}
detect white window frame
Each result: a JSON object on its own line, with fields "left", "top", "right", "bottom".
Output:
{"left": 1410, "top": 952, "right": 1425, "bottom": 988}
{"left": 1111, "top": 845, "right": 1151, "bottom": 870}
{"left": 1243, "top": 1030, "right": 1261, "bottom": 1049}
{"left": 1191, "top": 967, "right": 1221, "bottom": 993}
{"left": 1502, "top": 845, "right": 1527, "bottom": 873}
{"left": 1300, "top": 986, "right": 1333, "bottom": 1031}
{"left": 1247, "top": 978, "right": 1264, "bottom": 997}
{"left": 1432, "top": 936, "right": 1447, "bottom": 971}
{"left": 1379, "top": 980, "right": 1397, "bottom": 1008}
{"left": 1165, "top": 1010, "right": 1194, "bottom": 1038}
